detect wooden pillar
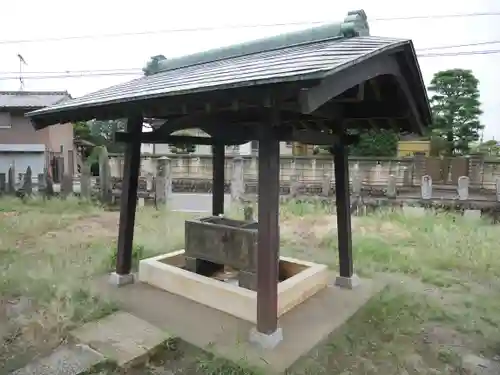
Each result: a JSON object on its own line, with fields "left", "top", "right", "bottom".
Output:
{"left": 256, "top": 119, "right": 280, "bottom": 335}
{"left": 114, "top": 115, "right": 143, "bottom": 278}
{"left": 333, "top": 139, "right": 355, "bottom": 285}
{"left": 212, "top": 143, "right": 225, "bottom": 216}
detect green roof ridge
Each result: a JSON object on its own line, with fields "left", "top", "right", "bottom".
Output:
{"left": 143, "top": 9, "right": 369, "bottom": 76}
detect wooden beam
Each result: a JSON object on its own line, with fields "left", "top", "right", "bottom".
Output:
{"left": 256, "top": 106, "right": 280, "bottom": 335}
{"left": 116, "top": 114, "right": 143, "bottom": 275}
{"left": 332, "top": 135, "right": 354, "bottom": 278}
{"left": 299, "top": 54, "right": 400, "bottom": 114}
{"left": 394, "top": 54, "right": 425, "bottom": 134}
{"left": 212, "top": 143, "right": 225, "bottom": 215}
{"left": 115, "top": 132, "right": 251, "bottom": 146}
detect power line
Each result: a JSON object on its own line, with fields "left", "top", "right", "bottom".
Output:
{"left": 1, "top": 11, "right": 499, "bottom": 45}
{"left": 0, "top": 42, "right": 499, "bottom": 79}
{"left": 419, "top": 40, "right": 500, "bottom": 51}
{"left": 0, "top": 48, "right": 498, "bottom": 80}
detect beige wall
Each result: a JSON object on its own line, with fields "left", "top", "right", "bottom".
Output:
{"left": 0, "top": 112, "right": 50, "bottom": 145}
{"left": 0, "top": 111, "right": 75, "bottom": 174}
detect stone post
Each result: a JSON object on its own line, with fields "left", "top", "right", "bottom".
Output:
{"left": 421, "top": 175, "right": 432, "bottom": 200}
{"left": 386, "top": 174, "right": 397, "bottom": 198}
{"left": 80, "top": 164, "right": 91, "bottom": 200}
{"left": 230, "top": 157, "right": 245, "bottom": 203}
{"left": 22, "top": 166, "right": 33, "bottom": 196}
{"left": 155, "top": 156, "right": 172, "bottom": 206}
{"left": 457, "top": 176, "right": 469, "bottom": 201}
{"left": 7, "top": 165, "right": 15, "bottom": 194}
{"left": 98, "top": 146, "right": 112, "bottom": 204}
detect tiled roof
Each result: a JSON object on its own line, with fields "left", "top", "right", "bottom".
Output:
{"left": 0, "top": 91, "right": 70, "bottom": 109}
{"left": 28, "top": 36, "right": 408, "bottom": 116}
{"left": 26, "top": 9, "right": 429, "bottom": 130}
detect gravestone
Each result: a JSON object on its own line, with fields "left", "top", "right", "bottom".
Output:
{"left": 386, "top": 174, "right": 397, "bottom": 198}
{"left": 44, "top": 169, "right": 54, "bottom": 198}
{"left": 421, "top": 175, "right": 432, "bottom": 200}
{"left": 7, "top": 166, "right": 15, "bottom": 194}
{"left": 155, "top": 156, "right": 172, "bottom": 206}
{"left": 146, "top": 173, "right": 154, "bottom": 192}
{"left": 496, "top": 177, "right": 500, "bottom": 202}
{"left": 321, "top": 173, "right": 330, "bottom": 197}
{"left": 98, "top": 147, "right": 112, "bottom": 204}
{"left": 61, "top": 174, "right": 73, "bottom": 198}
{"left": 0, "top": 173, "right": 5, "bottom": 193}
{"left": 402, "top": 166, "right": 412, "bottom": 186}
{"left": 230, "top": 157, "right": 245, "bottom": 203}
{"left": 80, "top": 164, "right": 91, "bottom": 200}
{"left": 289, "top": 173, "right": 300, "bottom": 198}
{"left": 244, "top": 205, "right": 254, "bottom": 221}
{"left": 457, "top": 176, "right": 469, "bottom": 201}
{"left": 21, "top": 166, "right": 33, "bottom": 196}
{"left": 351, "top": 164, "right": 362, "bottom": 196}
{"left": 37, "top": 173, "right": 45, "bottom": 194}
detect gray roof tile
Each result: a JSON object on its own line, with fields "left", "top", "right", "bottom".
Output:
{"left": 0, "top": 91, "right": 70, "bottom": 109}
{"left": 28, "top": 36, "right": 408, "bottom": 117}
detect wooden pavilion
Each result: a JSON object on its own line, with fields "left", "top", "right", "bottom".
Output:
{"left": 27, "top": 10, "right": 431, "bottom": 347}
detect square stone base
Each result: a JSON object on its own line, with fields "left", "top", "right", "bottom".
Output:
{"left": 94, "top": 273, "right": 385, "bottom": 374}
{"left": 109, "top": 272, "right": 135, "bottom": 287}
{"left": 335, "top": 274, "right": 361, "bottom": 289}
{"left": 249, "top": 327, "right": 283, "bottom": 349}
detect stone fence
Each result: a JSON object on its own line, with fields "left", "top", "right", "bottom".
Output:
{"left": 108, "top": 154, "right": 500, "bottom": 191}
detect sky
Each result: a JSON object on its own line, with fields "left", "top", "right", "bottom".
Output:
{"left": 0, "top": 1, "right": 499, "bottom": 139}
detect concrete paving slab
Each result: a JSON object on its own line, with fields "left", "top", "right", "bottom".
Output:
{"left": 70, "top": 311, "right": 170, "bottom": 368}
{"left": 93, "top": 273, "right": 385, "bottom": 374}
{"left": 10, "top": 344, "right": 105, "bottom": 375}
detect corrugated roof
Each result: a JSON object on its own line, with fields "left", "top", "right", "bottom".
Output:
{"left": 0, "top": 91, "right": 70, "bottom": 109}
{"left": 28, "top": 36, "right": 408, "bottom": 117}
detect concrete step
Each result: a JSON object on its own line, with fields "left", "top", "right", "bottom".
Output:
{"left": 9, "top": 344, "right": 106, "bottom": 375}
{"left": 70, "top": 311, "right": 172, "bottom": 368}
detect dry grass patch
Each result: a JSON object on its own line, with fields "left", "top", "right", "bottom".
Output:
{"left": 1, "top": 198, "right": 500, "bottom": 375}
{"left": 0, "top": 199, "right": 193, "bottom": 371}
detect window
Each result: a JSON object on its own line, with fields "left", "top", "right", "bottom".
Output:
{"left": 0, "top": 112, "right": 11, "bottom": 128}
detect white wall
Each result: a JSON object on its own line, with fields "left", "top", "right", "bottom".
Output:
{"left": 0, "top": 152, "right": 45, "bottom": 181}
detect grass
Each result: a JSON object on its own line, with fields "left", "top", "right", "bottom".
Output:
{"left": 0, "top": 197, "right": 499, "bottom": 374}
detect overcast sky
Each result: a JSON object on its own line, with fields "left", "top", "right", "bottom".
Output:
{"left": 0, "top": 1, "right": 499, "bottom": 139}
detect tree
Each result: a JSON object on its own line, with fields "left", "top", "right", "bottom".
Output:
{"left": 428, "top": 69, "right": 483, "bottom": 155}
{"left": 348, "top": 129, "right": 399, "bottom": 157}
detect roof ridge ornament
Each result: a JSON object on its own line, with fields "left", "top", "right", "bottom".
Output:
{"left": 340, "top": 9, "right": 370, "bottom": 37}
{"left": 143, "top": 55, "right": 167, "bottom": 76}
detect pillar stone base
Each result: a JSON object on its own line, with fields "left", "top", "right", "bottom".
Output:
{"left": 249, "top": 327, "right": 283, "bottom": 350}
{"left": 108, "top": 272, "right": 135, "bottom": 287}
{"left": 335, "top": 274, "right": 360, "bottom": 289}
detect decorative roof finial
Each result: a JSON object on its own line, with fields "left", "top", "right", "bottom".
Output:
{"left": 341, "top": 9, "right": 370, "bottom": 37}
{"left": 143, "top": 55, "right": 167, "bottom": 76}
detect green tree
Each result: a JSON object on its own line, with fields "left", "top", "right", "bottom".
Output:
{"left": 348, "top": 129, "right": 399, "bottom": 157}
{"left": 428, "top": 69, "right": 483, "bottom": 155}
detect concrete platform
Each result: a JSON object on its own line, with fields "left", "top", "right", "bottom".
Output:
{"left": 94, "top": 274, "right": 385, "bottom": 373}
{"left": 70, "top": 311, "right": 171, "bottom": 368}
